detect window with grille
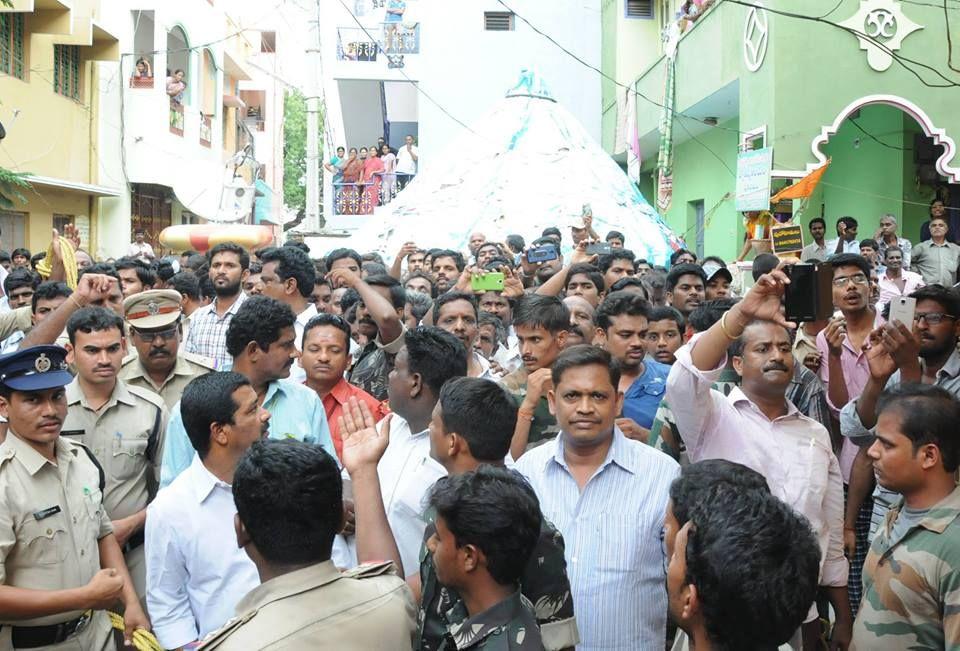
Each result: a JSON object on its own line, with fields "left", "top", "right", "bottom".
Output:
{"left": 53, "top": 44, "right": 81, "bottom": 100}
{"left": 53, "top": 214, "right": 73, "bottom": 235}
{"left": 625, "top": 0, "right": 654, "bottom": 18}
{"left": 0, "top": 14, "right": 25, "bottom": 80}
{"left": 484, "top": 12, "right": 514, "bottom": 31}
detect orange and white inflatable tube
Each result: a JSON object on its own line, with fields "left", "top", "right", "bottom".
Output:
{"left": 160, "top": 224, "right": 275, "bottom": 253}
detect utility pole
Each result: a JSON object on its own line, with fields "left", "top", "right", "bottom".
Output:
{"left": 305, "top": 0, "right": 322, "bottom": 230}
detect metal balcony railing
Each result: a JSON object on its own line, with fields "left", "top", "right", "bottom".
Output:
{"left": 332, "top": 171, "right": 415, "bottom": 215}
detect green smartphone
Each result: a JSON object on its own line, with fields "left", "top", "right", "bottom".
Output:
{"left": 471, "top": 272, "right": 505, "bottom": 292}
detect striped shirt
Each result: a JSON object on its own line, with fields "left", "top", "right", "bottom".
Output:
{"left": 514, "top": 427, "right": 679, "bottom": 651}
{"left": 183, "top": 291, "right": 248, "bottom": 370}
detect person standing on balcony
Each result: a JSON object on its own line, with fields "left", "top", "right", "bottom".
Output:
{"left": 384, "top": 0, "right": 406, "bottom": 51}
{"left": 134, "top": 57, "right": 152, "bottom": 79}
{"left": 341, "top": 148, "right": 364, "bottom": 215}
{"left": 324, "top": 146, "right": 346, "bottom": 188}
{"left": 362, "top": 144, "right": 385, "bottom": 214}
{"left": 380, "top": 143, "right": 396, "bottom": 204}
{"left": 166, "top": 69, "right": 186, "bottom": 104}
{"left": 396, "top": 135, "right": 418, "bottom": 191}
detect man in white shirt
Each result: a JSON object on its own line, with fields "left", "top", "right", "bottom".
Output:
{"left": 258, "top": 245, "right": 318, "bottom": 382}
{"left": 127, "top": 228, "right": 156, "bottom": 261}
{"left": 145, "top": 371, "right": 269, "bottom": 649}
{"left": 826, "top": 216, "right": 861, "bottom": 256}
{"left": 341, "top": 326, "right": 467, "bottom": 574}
{"left": 395, "top": 134, "right": 419, "bottom": 190}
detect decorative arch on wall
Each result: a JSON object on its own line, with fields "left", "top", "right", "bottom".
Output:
{"left": 809, "top": 94, "right": 960, "bottom": 183}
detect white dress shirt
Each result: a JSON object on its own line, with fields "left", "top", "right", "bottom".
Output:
{"left": 514, "top": 428, "right": 679, "bottom": 651}
{"left": 825, "top": 238, "right": 861, "bottom": 255}
{"left": 145, "top": 455, "right": 259, "bottom": 649}
{"left": 666, "top": 338, "right": 848, "bottom": 593}
{"left": 289, "top": 302, "right": 319, "bottom": 383}
{"left": 342, "top": 413, "right": 446, "bottom": 575}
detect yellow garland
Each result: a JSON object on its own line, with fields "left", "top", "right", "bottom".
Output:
{"left": 107, "top": 611, "right": 164, "bottom": 651}
{"left": 34, "top": 237, "right": 78, "bottom": 290}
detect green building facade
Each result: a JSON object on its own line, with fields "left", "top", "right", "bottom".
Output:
{"left": 603, "top": 0, "right": 960, "bottom": 261}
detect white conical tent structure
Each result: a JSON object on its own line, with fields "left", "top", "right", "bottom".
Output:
{"left": 347, "top": 74, "right": 683, "bottom": 265}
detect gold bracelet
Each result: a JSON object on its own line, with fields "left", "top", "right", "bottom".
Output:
{"left": 719, "top": 312, "right": 740, "bottom": 341}
{"left": 70, "top": 294, "right": 86, "bottom": 310}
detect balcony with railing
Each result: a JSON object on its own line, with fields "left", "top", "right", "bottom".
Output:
{"left": 332, "top": 171, "right": 415, "bottom": 215}
{"left": 336, "top": 22, "right": 420, "bottom": 69}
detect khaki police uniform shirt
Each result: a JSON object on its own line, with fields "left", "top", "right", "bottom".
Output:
{"left": 199, "top": 560, "right": 417, "bottom": 650}
{"left": 0, "top": 433, "right": 112, "bottom": 626}
{"left": 118, "top": 352, "right": 215, "bottom": 411}
{"left": 62, "top": 378, "right": 168, "bottom": 521}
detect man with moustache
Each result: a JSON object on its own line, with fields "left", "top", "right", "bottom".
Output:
{"left": 666, "top": 268, "right": 853, "bottom": 649}
{"left": 665, "top": 264, "right": 706, "bottom": 321}
{"left": 61, "top": 307, "right": 168, "bottom": 601}
{"left": 159, "top": 296, "right": 335, "bottom": 487}
{"left": 119, "top": 289, "right": 215, "bottom": 410}
{"left": 430, "top": 250, "right": 465, "bottom": 294}
{"left": 563, "top": 295, "right": 595, "bottom": 346}
{"left": 185, "top": 243, "right": 250, "bottom": 370}
{"left": 595, "top": 291, "right": 669, "bottom": 441}
{"left": 0, "top": 345, "right": 150, "bottom": 650}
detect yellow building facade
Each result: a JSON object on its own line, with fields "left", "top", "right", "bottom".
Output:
{"left": 0, "top": 0, "right": 119, "bottom": 255}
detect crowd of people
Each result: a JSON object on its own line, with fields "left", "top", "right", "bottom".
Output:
{"left": 0, "top": 211, "right": 956, "bottom": 651}
{"left": 327, "top": 135, "right": 419, "bottom": 214}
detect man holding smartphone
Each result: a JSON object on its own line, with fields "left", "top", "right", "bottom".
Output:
{"left": 816, "top": 253, "right": 878, "bottom": 616}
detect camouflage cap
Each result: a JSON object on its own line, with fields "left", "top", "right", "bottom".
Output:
{"left": 124, "top": 289, "right": 182, "bottom": 329}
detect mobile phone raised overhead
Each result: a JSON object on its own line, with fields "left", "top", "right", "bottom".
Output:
{"left": 526, "top": 246, "right": 559, "bottom": 264}
{"left": 470, "top": 272, "right": 505, "bottom": 292}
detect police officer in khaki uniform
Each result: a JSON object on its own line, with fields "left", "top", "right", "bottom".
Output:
{"left": 0, "top": 345, "right": 149, "bottom": 649}
{"left": 118, "top": 289, "right": 215, "bottom": 410}
{"left": 199, "top": 439, "right": 416, "bottom": 650}
{"left": 60, "top": 308, "right": 168, "bottom": 601}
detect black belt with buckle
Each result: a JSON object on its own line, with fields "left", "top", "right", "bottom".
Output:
{"left": 122, "top": 529, "right": 145, "bottom": 554}
{"left": 7, "top": 610, "right": 92, "bottom": 648}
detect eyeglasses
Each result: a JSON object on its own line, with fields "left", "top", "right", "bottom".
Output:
{"left": 131, "top": 326, "right": 178, "bottom": 343}
{"left": 832, "top": 274, "right": 869, "bottom": 287}
{"left": 914, "top": 312, "right": 958, "bottom": 325}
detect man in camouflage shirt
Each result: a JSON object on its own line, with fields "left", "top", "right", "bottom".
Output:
{"left": 419, "top": 378, "right": 577, "bottom": 650}
{"left": 427, "top": 467, "right": 547, "bottom": 651}
{"left": 851, "top": 384, "right": 960, "bottom": 650}
{"left": 499, "top": 295, "right": 569, "bottom": 460}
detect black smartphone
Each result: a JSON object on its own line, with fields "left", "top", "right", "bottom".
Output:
{"left": 586, "top": 242, "right": 612, "bottom": 255}
{"left": 526, "top": 246, "right": 559, "bottom": 264}
{"left": 785, "top": 264, "right": 818, "bottom": 323}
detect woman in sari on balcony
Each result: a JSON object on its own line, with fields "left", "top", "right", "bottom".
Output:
{"left": 380, "top": 143, "right": 397, "bottom": 204}
{"left": 340, "top": 147, "right": 364, "bottom": 215}
{"left": 361, "top": 144, "right": 385, "bottom": 214}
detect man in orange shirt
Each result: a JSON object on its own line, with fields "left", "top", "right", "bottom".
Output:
{"left": 301, "top": 313, "right": 387, "bottom": 456}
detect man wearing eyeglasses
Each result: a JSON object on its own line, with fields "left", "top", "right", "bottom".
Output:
{"left": 911, "top": 215, "right": 960, "bottom": 286}
{"left": 840, "top": 283, "right": 960, "bottom": 543}
{"left": 118, "top": 289, "right": 215, "bottom": 410}
{"left": 816, "top": 253, "right": 878, "bottom": 617}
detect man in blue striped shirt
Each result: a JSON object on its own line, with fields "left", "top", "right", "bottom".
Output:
{"left": 515, "top": 345, "right": 679, "bottom": 650}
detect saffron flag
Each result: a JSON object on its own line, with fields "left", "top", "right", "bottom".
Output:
{"left": 770, "top": 159, "right": 831, "bottom": 203}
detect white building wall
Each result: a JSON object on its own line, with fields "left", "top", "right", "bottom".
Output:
{"left": 320, "top": 0, "right": 601, "bottom": 232}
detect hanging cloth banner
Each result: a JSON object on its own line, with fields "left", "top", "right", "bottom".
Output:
{"left": 656, "top": 58, "right": 676, "bottom": 214}
{"left": 770, "top": 159, "right": 832, "bottom": 203}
